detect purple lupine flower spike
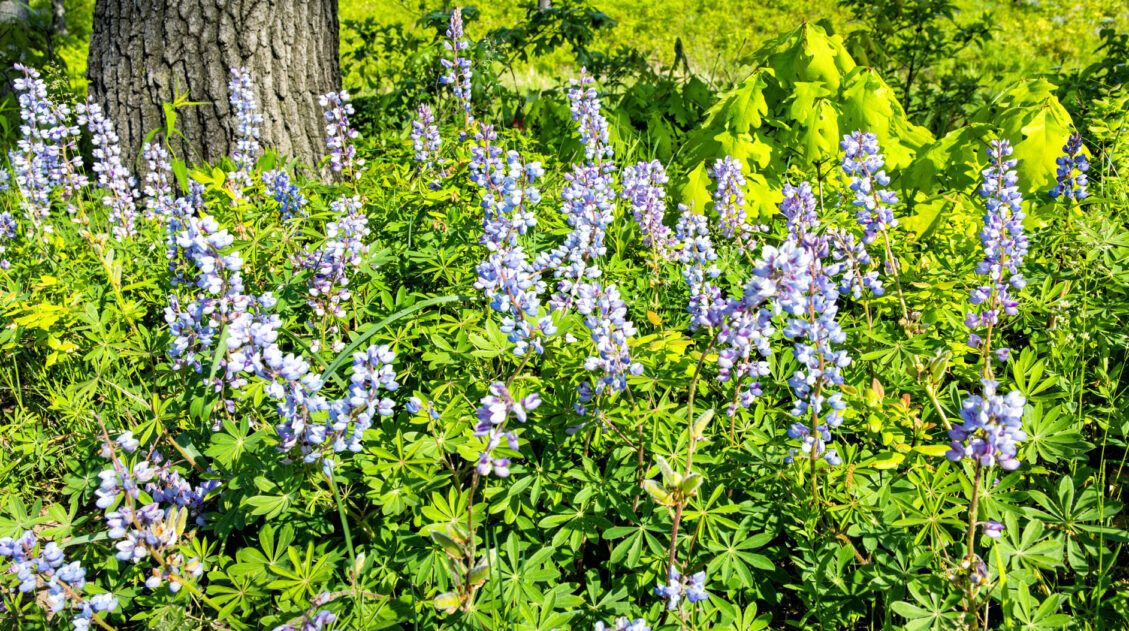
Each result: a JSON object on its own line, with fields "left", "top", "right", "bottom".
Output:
{"left": 772, "top": 183, "right": 851, "bottom": 466}
{"left": 262, "top": 170, "right": 308, "bottom": 222}
{"left": 841, "top": 131, "right": 898, "bottom": 244}
{"left": 440, "top": 8, "right": 474, "bottom": 124}
{"left": 78, "top": 98, "right": 141, "bottom": 240}
{"left": 621, "top": 160, "right": 676, "bottom": 259}
{"left": 709, "top": 155, "right": 760, "bottom": 247}
{"left": 228, "top": 68, "right": 262, "bottom": 194}
{"left": 469, "top": 125, "right": 554, "bottom": 356}
{"left": 964, "top": 139, "right": 1027, "bottom": 358}
{"left": 9, "top": 64, "right": 85, "bottom": 235}
{"left": 411, "top": 103, "right": 443, "bottom": 175}
{"left": 142, "top": 141, "right": 176, "bottom": 222}
{"left": 576, "top": 282, "right": 642, "bottom": 395}
{"left": 675, "top": 205, "right": 724, "bottom": 330}
{"left": 319, "top": 90, "right": 363, "bottom": 179}
{"left": 0, "top": 530, "right": 119, "bottom": 627}
{"left": 1049, "top": 131, "right": 1088, "bottom": 201}
{"left": 654, "top": 565, "right": 710, "bottom": 611}
{"left": 946, "top": 379, "right": 1026, "bottom": 470}
{"left": 473, "top": 383, "right": 540, "bottom": 478}
{"left": 297, "top": 195, "right": 370, "bottom": 319}
{"left": 537, "top": 71, "right": 617, "bottom": 313}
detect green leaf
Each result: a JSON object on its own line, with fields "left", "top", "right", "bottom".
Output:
{"left": 242, "top": 493, "right": 291, "bottom": 521}
{"left": 321, "top": 294, "right": 471, "bottom": 382}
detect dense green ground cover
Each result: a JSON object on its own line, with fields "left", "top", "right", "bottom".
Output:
{"left": 2, "top": 2, "right": 1129, "bottom": 630}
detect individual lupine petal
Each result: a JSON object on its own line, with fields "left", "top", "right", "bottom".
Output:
{"left": 685, "top": 570, "right": 710, "bottom": 604}
{"left": 1049, "top": 132, "right": 1088, "bottom": 201}
{"left": 982, "top": 520, "right": 1005, "bottom": 539}
{"left": 116, "top": 431, "right": 139, "bottom": 454}
{"left": 227, "top": 67, "right": 262, "bottom": 193}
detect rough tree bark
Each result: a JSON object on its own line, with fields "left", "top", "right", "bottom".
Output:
{"left": 87, "top": 0, "right": 340, "bottom": 165}
{"left": 51, "top": 0, "right": 66, "bottom": 36}
{"left": 0, "top": 0, "right": 29, "bottom": 27}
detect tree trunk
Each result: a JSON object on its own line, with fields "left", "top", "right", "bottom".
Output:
{"left": 87, "top": 0, "right": 340, "bottom": 166}
{"left": 0, "top": 0, "right": 29, "bottom": 26}
{"left": 51, "top": 0, "right": 67, "bottom": 35}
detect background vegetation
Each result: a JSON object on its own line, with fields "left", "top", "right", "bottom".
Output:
{"left": 1, "top": 0, "right": 1128, "bottom": 629}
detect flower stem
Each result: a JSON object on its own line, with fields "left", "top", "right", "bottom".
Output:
{"left": 963, "top": 461, "right": 984, "bottom": 627}
{"left": 328, "top": 473, "right": 363, "bottom": 625}
{"left": 667, "top": 330, "right": 719, "bottom": 571}
{"left": 881, "top": 230, "right": 909, "bottom": 325}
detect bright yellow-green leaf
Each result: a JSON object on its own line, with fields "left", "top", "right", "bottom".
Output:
{"left": 724, "top": 71, "right": 769, "bottom": 134}
{"left": 47, "top": 335, "right": 77, "bottom": 352}
{"left": 789, "top": 82, "right": 832, "bottom": 120}
{"left": 901, "top": 196, "right": 950, "bottom": 241}
{"left": 799, "top": 99, "right": 840, "bottom": 164}
{"left": 1014, "top": 105, "right": 1073, "bottom": 197}
{"left": 14, "top": 303, "right": 67, "bottom": 330}
{"left": 914, "top": 444, "right": 952, "bottom": 457}
{"left": 679, "top": 162, "right": 713, "bottom": 213}
{"left": 868, "top": 451, "right": 905, "bottom": 470}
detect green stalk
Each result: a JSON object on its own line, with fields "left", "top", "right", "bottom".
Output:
{"left": 328, "top": 473, "right": 363, "bottom": 625}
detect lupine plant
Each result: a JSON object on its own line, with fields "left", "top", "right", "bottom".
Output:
{"left": 1, "top": 10, "right": 1126, "bottom": 631}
